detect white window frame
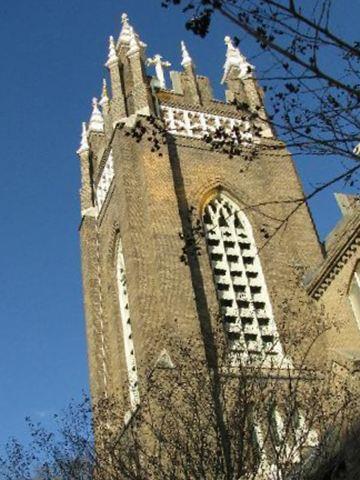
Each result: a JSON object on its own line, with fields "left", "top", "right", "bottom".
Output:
{"left": 203, "top": 193, "right": 288, "bottom": 368}
{"left": 116, "top": 237, "right": 140, "bottom": 411}
{"left": 349, "top": 263, "right": 360, "bottom": 331}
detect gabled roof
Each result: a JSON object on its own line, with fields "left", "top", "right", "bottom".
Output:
{"left": 305, "top": 195, "right": 360, "bottom": 299}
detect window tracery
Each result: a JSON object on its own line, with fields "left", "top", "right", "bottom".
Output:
{"left": 203, "top": 193, "right": 286, "bottom": 367}
{"left": 349, "top": 262, "right": 360, "bottom": 330}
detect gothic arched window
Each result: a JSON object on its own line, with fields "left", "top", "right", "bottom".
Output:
{"left": 203, "top": 193, "right": 286, "bottom": 367}
{"left": 349, "top": 262, "right": 360, "bottom": 330}
{"left": 116, "top": 237, "right": 140, "bottom": 411}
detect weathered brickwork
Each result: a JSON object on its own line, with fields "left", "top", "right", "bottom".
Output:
{"left": 77, "top": 14, "right": 359, "bottom": 419}
{"left": 307, "top": 209, "right": 360, "bottom": 368}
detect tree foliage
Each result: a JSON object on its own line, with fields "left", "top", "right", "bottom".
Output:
{"left": 1, "top": 325, "right": 358, "bottom": 480}
{"left": 161, "top": 0, "right": 360, "bottom": 186}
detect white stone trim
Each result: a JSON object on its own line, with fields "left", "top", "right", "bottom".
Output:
{"left": 161, "top": 105, "right": 253, "bottom": 143}
{"left": 252, "top": 421, "right": 279, "bottom": 480}
{"left": 96, "top": 150, "right": 114, "bottom": 213}
{"left": 203, "top": 194, "right": 288, "bottom": 368}
{"left": 116, "top": 237, "right": 140, "bottom": 411}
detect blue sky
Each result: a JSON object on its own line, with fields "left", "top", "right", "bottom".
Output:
{"left": 0, "top": 0, "right": 358, "bottom": 443}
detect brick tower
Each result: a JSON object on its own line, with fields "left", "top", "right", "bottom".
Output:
{"left": 77, "top": 13, "right": 328, "bottom": 415}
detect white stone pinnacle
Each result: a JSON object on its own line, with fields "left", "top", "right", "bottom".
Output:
{"left": 181, "top": 41, "right": 193, "bottom": 67}
{"left": 105, "top": 36, "right": 118, "bottom": 68}
{"left": 147, "top": 54, "right": 171, "bottom": 89}
{"left": 127, "top": 27, "right": 141, "bottom": 56}
{"left": 77, "top": 122, "right": 89, "bottom": 155}
{"left": 99, "top": 78, "right": 109, "bottom": 107}
{"left": 222, "top": 35, "right": 254, "bottom": 84}
{"left": 118, "top": 12, "right": 132, "bottom": 45}
{"left": 88, "top": 97, "right": 104, "bottom": 133}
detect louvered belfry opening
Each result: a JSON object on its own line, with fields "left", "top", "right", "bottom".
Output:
{"left": 203, "top": 193, "right": 285, "bottom": 367}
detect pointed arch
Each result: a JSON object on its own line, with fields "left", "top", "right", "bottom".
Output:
{"left": 202, "top": 191, "right": 286, "bottom": 367}
{"left": 116, "top": 236, "right": 140, "bottom": 411}
{"left": 348, "top": 261, "right": 360, "bottom": 331}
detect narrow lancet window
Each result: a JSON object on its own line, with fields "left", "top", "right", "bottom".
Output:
{"left": 349, "top": 263, "right": 360, "bottom": 330}
{"left": 116, "top": 237, "right": 140, "bottom": 410}
{"left": 203, "top": 193, "right": 286, "bottom": 367}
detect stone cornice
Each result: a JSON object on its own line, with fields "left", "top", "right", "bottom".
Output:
{"left": 306, "top": 210, "right": 360, "bottom": 299}
{"left": 158, "top": 96, "right": 248, "bottom": 120}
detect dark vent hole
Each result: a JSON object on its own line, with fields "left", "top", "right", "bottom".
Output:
{"left": 224, "top": 241, "right": 235, "bottom": 248}
{"left": 214, "top": 268, "right": 226, "bottom": 276}
{"left": 243, "top": 257, "right": 254, "bottom": 265}
{"left": 245, "top": 334, "right": 257, "bottom": 342}
{"left": 220, "top": 298, "right": 233, "bottom": 307}
{"left": 208, "top": 238, "right": 220, "bottom": 246}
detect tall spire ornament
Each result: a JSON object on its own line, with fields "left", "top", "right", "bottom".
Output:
{"left": 181, "top": 41, "right": 193, "bottom": 68}
{"left": 76, "top": 122, "right": 89, "bottom": 155}
{"left": 99, "top": 79, "right": 109, "bottom": 108}
{"left": 105, "top": 36, "right": 118, "bottom": 68}
{"left": 118, "top": 13, "right": 132, "bottom": 46}
{"left": 222, "top": 36, "right": 254, "bottom": 83}
{"left": 88, "top": 98, "right": 104, "bottom": 133}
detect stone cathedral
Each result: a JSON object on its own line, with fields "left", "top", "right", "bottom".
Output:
{"left": 77, "top": 12, "right": 360, "bottom": 448}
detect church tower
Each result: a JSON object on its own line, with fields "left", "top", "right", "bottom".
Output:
{"left": 77, "top": 14, "right": 326, "bottom": 415}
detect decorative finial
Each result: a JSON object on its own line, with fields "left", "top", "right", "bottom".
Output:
{"left": 181, "top": 41, "right": 193, "bottom": 67}
{"left": 99, "top": 79, "right": 109, "bottom": 108}
{"left": 77, "top": 122, "right": 89, "bottom": 155}
{"left": 222, "top": 35, "right": 254, "bottom": 84}
{"left": 118, "top": 13, "right": 147, "bottom": 51}
{"left": 105, "top": 36, "right": 118, "bottom": 68}
{"left": 118, "top": 12, "right": 133, "bottom": 46}
{"left": 88, "top": 98, "right": 104, "bottom": 133}
{"left": 146, "top": 54, "right": 171, "bottom": 89}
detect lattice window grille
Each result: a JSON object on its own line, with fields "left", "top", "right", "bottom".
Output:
{"left": 161, "top": 105, "right": 253, "bottom": 143}
{"left": 116, "top": 237, "right": 140, "bottom": 411}
{"left": 96, "top": 150, "right": 114, "bottom": 212}
{"left": 203, "top": 194, "right": 286, "bottom": 367}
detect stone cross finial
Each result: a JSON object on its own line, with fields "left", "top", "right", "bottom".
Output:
{"left": 105, "top": 36, "right": 118, "bottom": 67}
{"left": 146, "top": 54, "right": 171, "bottom": 89}
{"left": 77, "top": 122, "right": 89, "bottom": 155}
{"left": 88, "top": 98, "right": 104, "bottom": 133}
{"left": 181, "top": 41, "right": 193, "bottom": 67}
{"left": 222, "top": 35, "right": 254, "bottom": 84}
